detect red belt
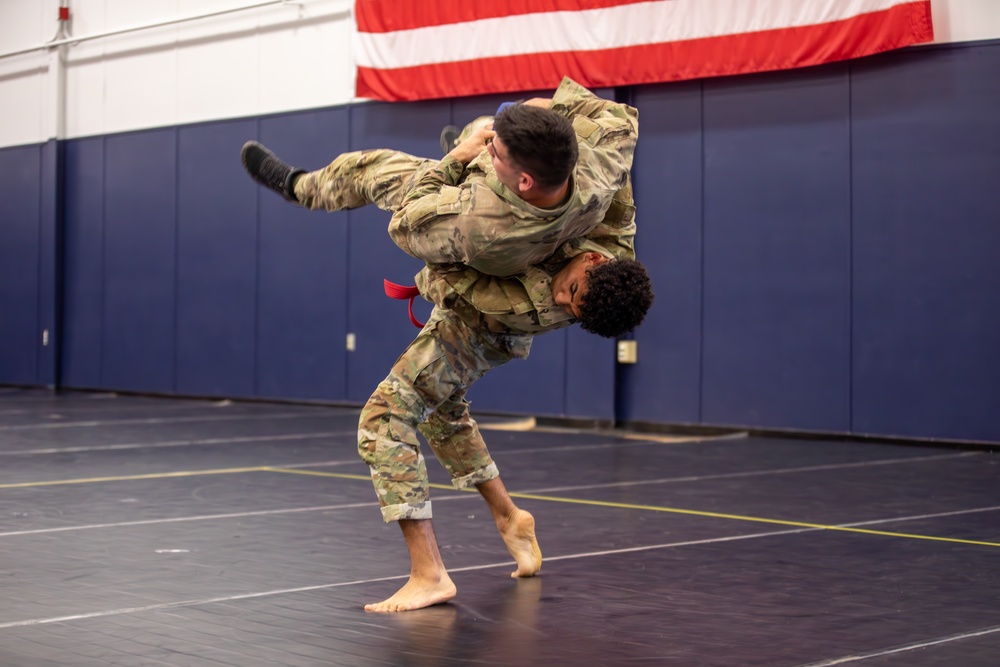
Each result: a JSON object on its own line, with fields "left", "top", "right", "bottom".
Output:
{"left": 383, "top": 279, "right": 424, "bottom": 328}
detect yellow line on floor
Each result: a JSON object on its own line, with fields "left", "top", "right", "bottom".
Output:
{"left": 265, "top": 468, "right": 1000, "bottom": 548}
{"left": 0, "top": 466, "right": 269, "bottom": 489}
{"left": 6, "top": 464, "right": 995, "bottom": 549}
{"left": 505, "top": 492, "right": 1000, "bottom": 548}
{"left": 261, "top": 466, "right": 463, "bottom": 491}
{"left": 259, "top": 467, "right": 373, "bottom": 483}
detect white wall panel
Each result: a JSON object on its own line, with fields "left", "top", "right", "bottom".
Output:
{"left": 65, "top": 40, "right": 106, "bottom": 140}
{"left": 62, "top": 0, "right": 106, "bottom": 138}
{"left": 103, "top": 33, "right": 179, "bottom": 134}
{"left": 933, "top": 0, "right": 1000, "bottom": 43}
{"left": 0, "top": 0, "right": 45, "bottom": 49}
{"left": 256, "top": 4, "right": 356, "bottom": 117}
{"left": 175, "top": 2, "right": 260, "bottom": 125}
{"left": 0, "top": 63, "right": 45, "bottom": 147}
{"left": 0, "top": 1, "right": 46, "bottom": 146}
{"left": 104, "top": 0, "right": 180, "bottom": 32}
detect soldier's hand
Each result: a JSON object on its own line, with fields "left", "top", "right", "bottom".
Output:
{"left": 523, "top": 97, "right": 552, "bottom": 109}
{"left": 448, "top": 127, "right": 495, "bottom": 164}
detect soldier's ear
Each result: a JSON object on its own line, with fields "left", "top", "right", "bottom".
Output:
{"left": 517, "top": 171, "right": 534, "bottom": 193}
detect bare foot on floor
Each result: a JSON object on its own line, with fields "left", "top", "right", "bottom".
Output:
{"left": 364, "top": 573, "right": 457, "bottom": 613}
{"left": 500, "top": 509, "right": 542, "bottom": 578}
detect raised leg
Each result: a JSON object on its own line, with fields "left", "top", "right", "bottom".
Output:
{"left": 294, "top": 149, "right": 435, "bottom": 212}
{"left": 477, "top": 477, "right": 542, "bottom": 578}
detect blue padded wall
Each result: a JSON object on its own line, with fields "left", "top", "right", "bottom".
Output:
{"left": 0, "top": 145, "right": 41, "bottom": 384}
{"left": 103, "top": 128, "right": 178, "bottom": 393}
{"left": 38, "top": 140, "right": 61, "bottom": 386}
{"left": 345, "top": 100, "right": 447, "bottom": 404}
{"left": 622, "top": 82, "right": 704, "bottom": 425}
{"left": 471, "top": 331, "right": 568, "bottom": 416}
{"left": 700, "top": 67, "right": 852, "bottom": 432}
{"left": 564, "top": 327, "right": 614, "bottom": 420}
{"left": 851, "top": 44, "right": 1000, "bottom": 442}
{"left": 256, "top": 109, "right": 350, "bottom": 401}
{"left": 62, "top": 137, "right": 105, "bottom": 388}
{"left": 176, "top": 120, "right": 258, "bottom": 397}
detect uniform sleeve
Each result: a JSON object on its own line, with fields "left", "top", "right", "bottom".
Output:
{"left": 387, "top": 155, "right": 471, "bottom": 263}
{"left": 544, "top": 178, "right": 638, "bottom": 267}
{"left": 550, "top": 77, "right": 639, "bottom": 149}
{"left": 546, "top": 79, "right": 639, "bottom": 264}
{"left": 553, "top": 77, "right": 639, "bottom": 231}
{"left": 582, "top": 177, "right": 637, "bottom": 260}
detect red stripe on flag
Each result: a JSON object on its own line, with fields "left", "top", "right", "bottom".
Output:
{"left": 355, "top": 0, "right": 652, "bottom": 33}
{"left": 357, "top": 3, "right": 933, "bottom": 101}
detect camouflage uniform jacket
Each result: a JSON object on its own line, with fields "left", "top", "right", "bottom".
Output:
{"left": 390, "top": 77, "right": 639, "bottom": 335}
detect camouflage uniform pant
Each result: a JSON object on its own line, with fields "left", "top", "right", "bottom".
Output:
{"left": 358, "top": 307, "right": 532, "bottom": 522}
{"left": 293, "top": 149, "right": 437, "bottom": 213}
{"left": 291, "top": 114, "right": 494, "bottom": 214}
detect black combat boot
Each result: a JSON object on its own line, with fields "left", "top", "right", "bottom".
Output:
{"left": 439, "top": 125, "right": 460, "bottom": 156}
{"left": 240, "top": 141, "right": 305, "bottom": 203}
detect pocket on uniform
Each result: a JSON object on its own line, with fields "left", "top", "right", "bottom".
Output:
{"left": 403, "top": 186, "right": 463, "bottom": 230}
{"left": 572, "top": 115, "right": 605, "bottom": 146}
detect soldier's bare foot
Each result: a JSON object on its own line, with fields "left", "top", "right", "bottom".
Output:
{"left": 499, "top": 509, "right": 542, "bottom": 578}
{"left": 364, "top": 572, "right": 457, "bottom": 613}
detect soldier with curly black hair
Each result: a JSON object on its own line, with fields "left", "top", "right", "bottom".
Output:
{"left": 554, "top": 256, "right": 654, "bottom": 338}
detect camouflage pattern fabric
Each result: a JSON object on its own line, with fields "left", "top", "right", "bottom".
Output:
{"left": 357, "top": 307, "right": 531, "bottom": 522}
{"left": 388, "top": 76, "right": 639, "bottom": 279}
{"left": 294, "top": 149, "right": 437, "bottom": 213}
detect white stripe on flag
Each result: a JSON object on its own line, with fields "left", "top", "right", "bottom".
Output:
{"left": 355, "top": 0, "right": 922, "bottom": 69}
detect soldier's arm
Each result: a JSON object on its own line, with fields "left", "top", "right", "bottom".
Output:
{"left": 551, "top": 78, "right": 639, "bottom": 203}
{"left": 544, "top": 180, "right": 637, "bottom": 267}
{"left": 386, "top": 153, "right": 467, "bottom": 263}
{"left": 550, "top": 77, "right": 638, "bottom": 141}
{"left": 387, "top": 127, "right": 498, "bottom": 265}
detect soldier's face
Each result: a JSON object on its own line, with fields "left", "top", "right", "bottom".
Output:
{"left": 551, "top": 252, "right": 607, "bottom": 318}
{"left": 487, "top": 136, "right": 524, "bottom": 192}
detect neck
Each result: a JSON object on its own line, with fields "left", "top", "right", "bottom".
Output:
{"left": 524, "top": 181, "right": 570, "bottom": 209}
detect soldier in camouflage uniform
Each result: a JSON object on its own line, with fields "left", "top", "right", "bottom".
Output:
{"left": 240, "top": 77, "right": 652, "bottom": 612}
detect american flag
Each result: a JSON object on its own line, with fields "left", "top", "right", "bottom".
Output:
{"left": 354, "top": 0, "right": 933, "bottom": 101}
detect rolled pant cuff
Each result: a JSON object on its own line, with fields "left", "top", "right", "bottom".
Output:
{"left": 380, "top": 501, "right": 433, "bottom": 523}
{"left": 451, "top": 463, "right": 500, "bottom": 490}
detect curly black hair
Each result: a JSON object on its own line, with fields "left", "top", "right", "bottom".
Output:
{"left": 578, "top": 259, "right": 654, "bottom": 338}
{"left": 493, "top": 104, "right": 578, "bottom": 189}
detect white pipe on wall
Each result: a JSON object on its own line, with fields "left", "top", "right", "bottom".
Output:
{"left": 0, "top": 0, "right": 311, "bottom": 61}
{"left": 45, "top": 0, "right": 70, "bottom": 140}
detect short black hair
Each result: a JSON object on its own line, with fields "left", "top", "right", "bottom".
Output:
{"left": 493, "top": 104, "right": 578, "bottom": 189}
{"left": 578, "top": 259, "right": 654, "bottom": 338}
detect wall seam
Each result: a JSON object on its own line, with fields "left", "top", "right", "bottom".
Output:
{"left": 173, "top": 128, "right": 181, "bottom": 394}
{"left": 35, "top": 144, "right": 44, "bottom": 385}
{"left": 698, "top": 80, "right": 706, "bottom": 424}
{"left": 847, "top": 64, "right": 855, "bottom": 434}
{"left": 99, "top": 138, "right": 106, "bottom": 386}
{"left": 253, "top": 118, "right": 262, "bottom": 397}
{"left": 344, "top": 108, "right": 353, "bottom": 400}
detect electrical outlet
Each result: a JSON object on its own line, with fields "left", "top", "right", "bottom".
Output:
{"left": 346, "top": 333, "right": 356, "bottom": 351}
{"left": 617, "top": 340, "right": 637, "bottom": 364}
